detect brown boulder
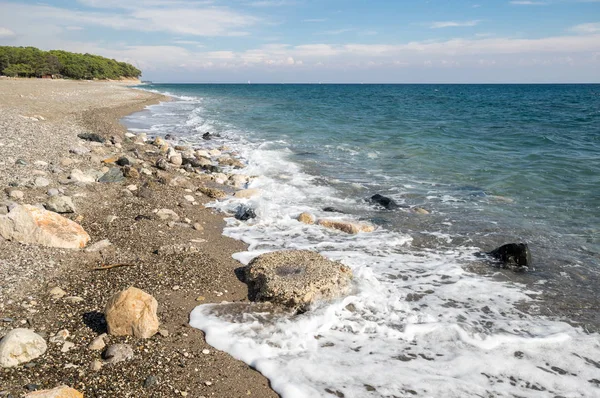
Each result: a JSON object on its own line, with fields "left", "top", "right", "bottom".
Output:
{"left": 0, "top": 205, "right": 90, "bottom": 249}
{"left": 245, "top": 250, "right": 353, "bottom": 310}
{"left": 24, "top": 386, "right": 83, "bottom": 398}
{"left": 104, "top": 287, "right": 159, "bottom": 339}
{"left": 198, "top": 186, "right": 227, "bottom": 199}
{"left": 317, "top": 219, "right": 375, "bottom": 234}
{"left": 297, "top": 212, "right": 315, "bottom": 225}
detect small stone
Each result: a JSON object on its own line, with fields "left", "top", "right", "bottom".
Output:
{"left": 205, "top": 381, "right": 212, "bottom": 386}
{"left": 126, "top": 184, "right": 137, "bottom": 191}
{"left": 106, "top": 215, "right": 117, "bottom": 224}
{"left": 158, "top": 329, "right": 169, "bottom": 337}
{"left": 198, "top": 186, "right": 227, "bottom": 199}
{"left": 78, "top": 132, "right": 105, "bottom": 143}
{"left": 156, "top": 158, "right": 169, "bottom": 171}
{"left": 0, "top": 328, "right": 47, "bottom": 368}
{"left": 16, "top": 158, "right": 28, "bottom": 166}
{"left": 48, "top": 287, "right": 66, "bottom": 299}
{"left": 60, "top": 341, "right": 75, "bottom": 353}
{"left": 8, "top": 190, "right": 24, "bottom": 200}
{"left": 235, "top": 205, "right": 256, "bottom": 221}
{"left": 25, "top": 383, "right": 39, "bottom": 391}
{"left": 91, "top": 359, "right": 103, "bottom": 371}
{"left": 195, "top": 296, "right": 205, "bottom": 302}
{"left": 63, "top": 296, "right": 84, "bottom": 304}
{"left": 45, "top": 196, "right": 75, "bottom": 213}
{"left": 69, "top": 146, "right": 90, "bottom": 156}
{"left": 84, "top": 239, "right": 112, "bottom": 253}
{"left": 69, "top": 169, "right": 95, "bottom": 184}
{"left": 181, "top": 392, "right": 188, "bottom": 397}
{"left": 193, "top": 223, "right": 204, "bottom": 231}
{"left": 156, "top": 209, "right": 179, "bottom": 222}
{"left": 88, "top": 334, "right": 107, "bottom": 351}
{"left": 172, "top": 285, "right": 180, "bottom": 291}
{"left": 34, "top": 177, "right": 50, "bottom": 188}
{"left": 123, "top": 166, "right": 140, "bottom": 179}
{"left": 103, "top": 344, "right": 134, "bottom": 364}
{"left": 143, "top": 375, "right": 158, "bottom": 388}
{"left": 116, "top": 156, "right": 132, "bottom": 167}
{"left": 50, "top": 329, "right": 70, "bottom": 343}
{"left": 47, "top": 188, "right": 59, "bottom": 197}
{"left": 141, "top": 168, "right": 152, "bottom": 176}
{"left": 202, "top": 349, "right": 210, "bottom": 355}
{"left": 98, "top": 168, "right": 125, "bottom": 183}
{"left": 412, "top": 207, "right": 430, "bottom": 215}
{"left": 169, "top": 154, "right": 183, "bottom": 166}
{"left": 60, "top": 158, "right": 75, "bottom": 167}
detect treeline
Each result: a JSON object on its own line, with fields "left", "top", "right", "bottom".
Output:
{"left": 0, "top": 46, "right": 141, "bottom": 80}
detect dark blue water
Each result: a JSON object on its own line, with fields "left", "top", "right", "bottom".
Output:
{"left": 125, "top": 84, "right": 600, "bottom": 397}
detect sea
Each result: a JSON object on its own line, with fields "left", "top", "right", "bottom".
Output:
{"left": 122, "top": 84, "right": 600, "bottom": 398}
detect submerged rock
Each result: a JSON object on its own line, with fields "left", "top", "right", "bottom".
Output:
{"left": 104, "top": 287, "right": 159, "bottom": 339}
{"left": 0, "top": 205, "right": 90, "bottom": 249}
{"left": 235, "top": 205, "right": 256, "bottom": 221}
{"left": 487, "top": 243, "right": 531, "bottom": 268}
{"left": 245, "top": 250, "right": 353, "bottom": 310}
{"left": 317, "top": 219, "right": 375, "bottom": 234}
{"left": 297, "top": 212, "right": 316, "bottom": 225}
{"left": 0, "top": 328, "right": 47, "bottom": 368}
{"left": 369, "top": 194, "right": 399, "bottom": 210}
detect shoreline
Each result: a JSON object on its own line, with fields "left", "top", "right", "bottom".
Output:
{"left": 0, "top": 79, "right": 278, "bottom": 397}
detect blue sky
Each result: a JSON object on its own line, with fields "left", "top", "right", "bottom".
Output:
{"left": 0, "top": 0, "right": 599, "bottom": 82}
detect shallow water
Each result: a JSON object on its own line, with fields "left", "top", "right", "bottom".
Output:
{"left": 124, "top": 84, "right": 600, "bottom": 397}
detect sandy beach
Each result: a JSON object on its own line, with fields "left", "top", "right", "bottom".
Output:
{"left": 0, "top": 79, "right": 278, "bottom": 397}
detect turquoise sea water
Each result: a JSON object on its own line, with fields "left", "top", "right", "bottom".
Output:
{"left": 124, "top": 84, "right": 600, "bottom": 397}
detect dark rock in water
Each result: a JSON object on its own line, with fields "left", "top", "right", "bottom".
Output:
{"left": 98, "top": 168, "right": 125, "bottom": 183}
{"left": 202, "top": 132, "right": 212, "bottom": 140}
{"left": 369, "top": 194, "right": 399, "bottom": 210}
{"left": 488, "top": 243, "right": 531, "bottom": 268}
{"left": 116, "top": 156, "right": 132, "bottom": 167}
{"left": 235, "top": 205, "right": 256, "bottom": 221}
{"left": 323, "top": 207, "right": 343, "bottom": 213}
{"left": 164, "top": 134, "right": 175, "bottom": 140}
{"left": 77, "top": 132, "right": 105, "bottom": 143}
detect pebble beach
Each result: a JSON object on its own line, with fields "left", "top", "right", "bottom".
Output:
{"left": 0, "top": 78, "right": 279, "bottom": 397}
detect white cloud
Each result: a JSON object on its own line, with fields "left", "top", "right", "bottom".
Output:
{"left": 0, "top": 1, "right": 259, "bottom": 37}
{"left": 429, "top": 20, "right": 481, "bottom": 29}
{"left": 0, "top": 27, "right": 15, "bottom": 38}
{"left": 570, "top": 22, "right": 600, "bottom": 33}
{"left": 509, "top": 1, "right": 547, "bottom": 4}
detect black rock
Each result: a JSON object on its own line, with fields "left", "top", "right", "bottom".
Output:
{"left": 183, "top": 164, "right": 194, "bottom": 173}
{"left": 143, "top": 375, "right": 158, "bottom": 388}
{"left": 135, "top": 214, "right": 152, "bottom": 221}
{"left": 202, "top": 132, "right": 212, "bottom": 140}
{"left": 156, "top": 158, "right": 169, "bottom": 171}
{"left": 25, "top": 384, "right": 39, "bottom": 392}
{"left": 164, "top": 134, "right": 175, "bottom": 140}
{"left": 369, "top": 194, "right": 399, "bottom": 210}
{"left": 116, "top": 156, "right": 131, "bottom": 167}
{"left": 182, "top": 157, "right": 202, "bottom": 167}
{"left": 98, "top": 168, "right": 125, "bottom": 183}
{"left": 323, "top": 207, "right": 343, "bottom": 213}
{"left": 488, "top": 243, "right": 531, "bottom": 268}
{"left": 77, "top": 132, "right": 105, "bottom": 143}
{"left": 235, "top": 205, "right": 256, "bottom": 221}
{"left": 203, "top": 164, "right": 221, "bottom": 173}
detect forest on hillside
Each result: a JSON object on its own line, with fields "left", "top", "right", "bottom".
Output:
{"left": 0, "top": 46, "right": 141, "bottom": 80}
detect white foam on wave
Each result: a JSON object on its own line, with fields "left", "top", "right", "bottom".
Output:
{"left": 134, "top": 86, "right": 600, "bottom": 398}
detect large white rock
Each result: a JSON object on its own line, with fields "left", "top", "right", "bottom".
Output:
{"left": 69, "top": 169, "right": 96, "bottom": 184}
{"left": 0, "top": 328, "right": 47, "bottom": 368}
{"left": 0, "top": 205, "right": 90, "bottom": 249}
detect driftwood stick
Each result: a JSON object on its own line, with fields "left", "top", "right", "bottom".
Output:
{"left": 93, "top": 264, "right": 135, "bottom": 271}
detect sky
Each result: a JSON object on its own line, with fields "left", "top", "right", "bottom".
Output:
{"left": 0, "top": 0, "right": 599, "bottom": 83}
